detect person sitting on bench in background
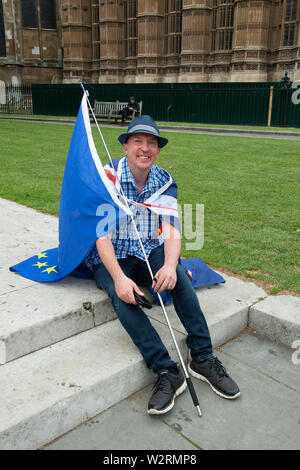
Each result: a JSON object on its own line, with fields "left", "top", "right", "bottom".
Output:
{"left": 121, "top": 96, "right": 140, "bottom": 123}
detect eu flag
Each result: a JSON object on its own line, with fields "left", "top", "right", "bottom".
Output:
{"left": 9, "top": 93, "right": 130, "bottom": 282}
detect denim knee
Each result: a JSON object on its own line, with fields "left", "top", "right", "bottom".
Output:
{"left": 175, "top": 263, "right": 191, "bottom": 289}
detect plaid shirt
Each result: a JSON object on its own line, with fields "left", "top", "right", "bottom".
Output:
{"left": 85, "top": 157, "right": 171, "bottom": 271}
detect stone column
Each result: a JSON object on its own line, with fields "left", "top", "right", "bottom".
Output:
{"left": 232, "top": 0, "right": 272, "bottom": 82}
{"left": 135, "top": 0, "right": 163, "bottom": 83}
{"left": 61, "top": 0, "right": 92, "bottom": 83}
{"left": 179, "top": 0, "right": 211, "bottom": 83}
{"left": 99, "top": 0, "right": 124, "bottom": 83}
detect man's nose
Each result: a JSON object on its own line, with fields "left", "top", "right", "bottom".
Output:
{"left": 140, "top": 141, "right": 150, "bottom": 152}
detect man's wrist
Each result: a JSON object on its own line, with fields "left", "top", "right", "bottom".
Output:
{"left": 163, "top": 260, "right": 178, "bottom": 270}
{"left": 111, "top": 268, "right": 127, "bottom": 283}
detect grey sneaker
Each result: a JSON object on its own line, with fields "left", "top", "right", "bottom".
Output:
{"left": 147, "top": 368, "right": 187, "bottom": 415}
{"left": 188, "top": 357, "right": 240, "bottom": 400}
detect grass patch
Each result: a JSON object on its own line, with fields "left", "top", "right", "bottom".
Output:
{"left": 1, "top": 119, "right": 299, "bottom": 294}
{"left": 156, "top": 121, "right": 300, "bottom": 133}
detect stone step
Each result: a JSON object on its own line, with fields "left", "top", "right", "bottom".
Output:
{"left": 249, "top": 295, "right": 300, "bottom": 347}
{"left": 0, "top": 316, "right": 187, "bottom": 450}
{"left": 0, "top": 268, "right": 266, "bottom": 365}
{"left": 0, "top": 278, "right": 117, "bottom": 364}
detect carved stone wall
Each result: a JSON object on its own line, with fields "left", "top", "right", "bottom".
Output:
{"left": 61, "top": 0, "right": 92, "bottom": 83}
{"left": 0, "top": 0, "right": 62, "bottom": 85}
{"left": 1, "top": 0, "right": 300, "bottom": 85}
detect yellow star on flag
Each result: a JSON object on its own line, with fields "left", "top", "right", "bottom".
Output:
{"left": 42, "top": 265, "right": 58, "bottom": 274}
{"left": 37, "top": 252, "right": 48, "bottom": 259}
{"left": 33, "top": 261, "right": 48, "bottom": 269}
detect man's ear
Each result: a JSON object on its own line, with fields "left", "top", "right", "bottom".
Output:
{"left": 122, "top": 143, "right": 128, "bottom": 155}
{"left": 155, "top": 147, "right": 161, "bottom": 159}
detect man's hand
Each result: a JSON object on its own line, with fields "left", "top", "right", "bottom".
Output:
{"left": 115, "top": 274, "right": 145, "bottom": 304}
{"left": 152, "top": 264, "right": 177, "bottom": 293}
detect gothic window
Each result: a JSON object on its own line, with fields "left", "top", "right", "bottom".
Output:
{"left": 219, "top": 30, "right": 233, "bottom": 50}
{"left": 21, "top": 0, "right": 56, "bottom": 29}
{"left": 40, "top": 0, "right": 56, "bottom": 29}
{"left": 0, "top": 0, "right": 6, "bottom": 57}
{"left": 211, "top": 0, "right": 234, "bottom": 51}
{"left": 285, "top": 0, "right": 298, "bottom": 20}
{"left": 211, "top": 2, "right": 217, "bottom": 51}
{"left": 283, "top": 0, "right": 298, "bottom": 45}
{"left": 164, "top": 0, "right": 182, "bottom": 55}
{"left": 21, "top": 0, "right": 38, "bottom": 28}
{"left": 124, "top": 0, "right": 137, "bottom": 57}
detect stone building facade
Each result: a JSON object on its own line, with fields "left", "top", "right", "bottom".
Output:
{"left": 1, "top": 0, "right": 300, "bottom": 85}
{"left": 0, "top": 0, "right": 62, "bottom": 85}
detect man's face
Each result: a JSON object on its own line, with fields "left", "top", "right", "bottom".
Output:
{"left": 122, "top": 133, "right": 161, "bottom": 173}
{"left": 130, "top": 98, "right": 135, "bottom": 104}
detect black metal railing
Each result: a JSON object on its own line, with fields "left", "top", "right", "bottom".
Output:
{"left": 0, "top": 85, "right": 32, "bottom": 114}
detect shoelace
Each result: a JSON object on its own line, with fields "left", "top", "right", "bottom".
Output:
{"left": 209, "top": 357, "right": 229, "bottom": 377}
{"left": 152, "top": 371, "right": 175, "bottom": 395}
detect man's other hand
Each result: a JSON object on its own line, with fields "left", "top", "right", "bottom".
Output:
{"left": 152, "top": 264, "right": 177, "bottom": 293}
{"left": 115, "top": 275, "right": 144, "bottom": 304}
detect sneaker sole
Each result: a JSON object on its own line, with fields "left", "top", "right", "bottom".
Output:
{"left": 188, "top": 364, "right": 240, "bottom": 400}
{"left": 147, "top": 380, "right": 187, "bottom": 415}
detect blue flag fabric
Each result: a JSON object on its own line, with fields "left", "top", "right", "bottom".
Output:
{"left": 150, "top": 258, "right": 225, "bottom": 305}
{"left": 9, "top": 93, "right": 130, "bottom": 282}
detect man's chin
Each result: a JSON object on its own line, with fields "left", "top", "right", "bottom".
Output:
{"left": 136, "top": 158, "right": 153, "bottom": 168}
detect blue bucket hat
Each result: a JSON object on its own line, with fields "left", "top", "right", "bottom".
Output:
{"left": 118, "top": 115, "right": 168, "bottom": 148}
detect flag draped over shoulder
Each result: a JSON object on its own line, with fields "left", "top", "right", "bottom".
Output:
{"left": 104, "top": 156, "right": 180, "bottom": 236}
{"left": 9, "top": 93, "right": 131, "bottom": 282}
{"left": 103, "top": 157, "right": 225, "bottom": 297}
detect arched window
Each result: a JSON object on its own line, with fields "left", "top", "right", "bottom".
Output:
{"left": 124, "top": 0, "right": 137, "bottom": 57}
{"left": 21, "top": 0, "right": 56, "bottom": 30}
{"left": 164, "top": 0, "right": 182, "bottom": 55}
{"left": 21, "top": 0, "right": 38, "bottom": 28}
{"left": 283, "top": 0, "right": 298, "bottom": 46}
{"left": 211, "top": 0, "right": 234, "bottom": 51}
{"left": 40, "top": 0, "right": 56, "bottom": 29}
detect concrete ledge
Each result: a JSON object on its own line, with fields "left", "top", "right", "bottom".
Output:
{"left": 249, "top": 295, "right": 300, "bottom": 347}
{"left": 0, "top": 270, "right": 266, "bottom": 365}
{"left": 0, "top": 318, "right": 186, "bottom": 450}
{"left": 0, "top": 278, "right": 116, "bottom": 364}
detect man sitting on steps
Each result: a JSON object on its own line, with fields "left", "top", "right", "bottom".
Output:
{"left": 85, "top": 115, "right": 240, "bottom": 415}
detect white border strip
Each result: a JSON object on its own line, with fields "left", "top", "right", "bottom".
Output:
{"left": 81, "top": 96, "right": 131, "bottom": 215}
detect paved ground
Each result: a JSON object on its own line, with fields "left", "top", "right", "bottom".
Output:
{"left": 44, "top": 331, "right": 300, "bottom": 451}
{"left": 1, "top": 115, "right": 300, "bottom": 140}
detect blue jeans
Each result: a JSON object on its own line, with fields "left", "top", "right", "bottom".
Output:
{"left": 94, "top": 245, "right": 213, "bottom": 373}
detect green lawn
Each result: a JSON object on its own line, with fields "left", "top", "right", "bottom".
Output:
{"left": 1, "top": 119, "right": 299, "bottom": 295}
